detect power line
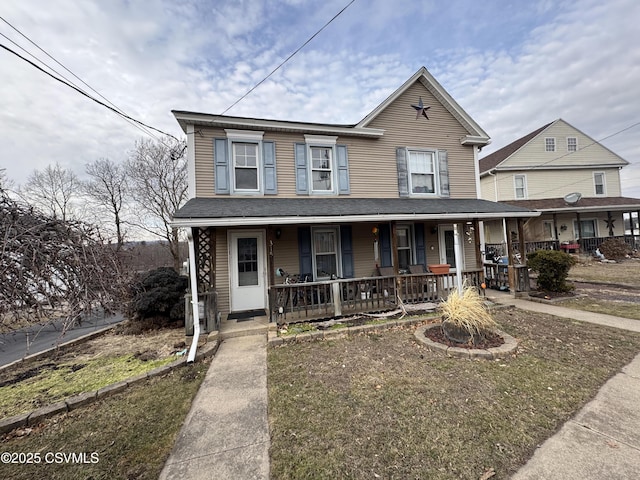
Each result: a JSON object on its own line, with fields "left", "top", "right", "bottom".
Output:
{"left": 221, "top": 0, "right": 357, "bottom": 115}
{"left": 0, "top": 16, "right": 162, "bottom": 142}
{"left": 0, "top": 42, "right": 179, "bottom": 142}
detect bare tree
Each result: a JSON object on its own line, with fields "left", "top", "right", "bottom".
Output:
{"left": 1, "top": 184, "right": 124, "bottom": 333}
{"left": 125, "top": 136, "right": 188, "bottom": 271}
{"left": 85, "top": 158, "right": 127, "bottom": 250}
{"left": 22, "top": 162, "right": 80, "bottom": 221}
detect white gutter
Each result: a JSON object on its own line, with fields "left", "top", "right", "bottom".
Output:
{"left": 171, "top": 211, "right": 540, "bottom": 229}
{"left": 186, "top": 228, "right": 201, "bottom": 364}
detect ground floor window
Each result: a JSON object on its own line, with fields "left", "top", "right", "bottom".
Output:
{"left": 396, "top": 225, "right": 413, "bottom": 270}
{"left": 313, "top": 228, "right": 339, "bottom": 279}
{"left": 574, "top": 219, "right": 597, "bottom": 239}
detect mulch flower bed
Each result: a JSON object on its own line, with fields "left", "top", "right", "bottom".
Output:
{"left": 424, "top": 326, "right": 504, "bottom": 349}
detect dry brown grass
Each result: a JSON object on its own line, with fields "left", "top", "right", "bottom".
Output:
{"left": 570, "top": 258, "right": 640, "bottom": 286}
{"left": 268, "top": 308, "right": 640, "bottom": 479}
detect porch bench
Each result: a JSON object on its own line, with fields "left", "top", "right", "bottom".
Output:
{"left": 560, "top": 243, "right": 580, "bottom": 253}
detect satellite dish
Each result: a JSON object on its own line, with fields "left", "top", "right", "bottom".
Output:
{"left": 564, "top": 192, "right": 582, "bottom": 205}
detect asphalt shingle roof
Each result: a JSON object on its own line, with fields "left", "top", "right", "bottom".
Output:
{"left": 502, "top": 196, "right": 640, "bottom": 211}
{"left": 173, "top": 197, "right": 534, "bottom": 220}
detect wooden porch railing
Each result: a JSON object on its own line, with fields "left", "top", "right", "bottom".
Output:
{"left": 487, "top": 235, "right": 640, "bottom": 259}
{"left": 269, "top": 269, "right": 484, "bottom": 324}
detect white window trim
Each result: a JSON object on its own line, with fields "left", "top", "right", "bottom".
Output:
{"left": 407, "top": 147, "right": 440, "bottom": 197}
{"left": 593, "top": 171, "right": 606, "bottom": 196}
{"left": 567, "top": 137, "right": 578, "bottom": 152}
{"left": 545, "top": 137, "right": 556, "bottom": 152}
{"left": 226, "top": 129, "right": 264, "bottom": 195}
{"left": 305, "top": 135, "right": 338, "bottom": 195}
{"left": 311, "top": 226, "right": 342, "bottom": 280}
{"left": 514, "top": 174, "right": 528, "bottom": 200}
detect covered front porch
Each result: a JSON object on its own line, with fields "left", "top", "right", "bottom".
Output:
{"left": 173, "top": 197, "right": 538, "bottom": 334}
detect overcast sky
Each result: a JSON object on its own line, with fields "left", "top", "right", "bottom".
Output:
{"left": 2, "top": 0, "right": 639, "bottom": 199}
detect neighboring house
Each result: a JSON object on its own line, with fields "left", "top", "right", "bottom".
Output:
{"left": 479, "top": 119, "right": 640, "bottom": 254}
{"left": 171, "top": 67, "right": 537, "bottom": 331}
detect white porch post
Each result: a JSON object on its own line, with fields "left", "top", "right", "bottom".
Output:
{"left": 453, "top": 223, "right": 463, "bottom": 292}
{"left": 186, "top": 228, "right": 201, "bottom": 363}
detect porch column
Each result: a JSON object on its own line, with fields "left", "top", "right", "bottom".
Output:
{"left": 517, "top": 218, "right": 527, "bottom": 263}
{"left": 186, "top": 228, "right": 201, "bottom": 363}
{"left": 552, "top": 213, "right": 559, "bottom": 242}
{"left": 473, "top": 219, "right": 482, "bottom": 267}
{"left": 607, "top": 211, "right": 614, "bottom": 237}
{"left": 630, "top": 212, "right": 636, "bottom": 237}
{"left": 502, "top": 218, "right": 509, "bottom": 254}
{"left": 453, "top": 223, "right": 463, "bottom": 292}
{"left": 390, "top": 221, "right": 399, "bottom": 275}
{"left": 576, "top": 212, "right": 583, "bottom": 249}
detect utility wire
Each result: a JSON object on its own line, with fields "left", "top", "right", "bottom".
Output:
{"left": 221, "top": 0, "right": 357, "bottom": 115}
{"left": 0, "top": 42, "right": 179, "bottom": 142}
{"left": 0, "top": 16, "right": 160, "bottom": 142}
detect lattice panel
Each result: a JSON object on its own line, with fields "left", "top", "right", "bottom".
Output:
{"left": 196, "top": 227, "right": 213, "bottom": 291}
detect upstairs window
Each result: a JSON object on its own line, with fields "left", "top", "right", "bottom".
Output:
{"left": 567, "top": 137, "right": 577, "bottom": 152}
{"left": 232, "top": 142, "right": 259, "bottom": 191}
{"left": 514, "top": 174, "right": 527, "bottom": 199}
{"left": 545, "top": 137, "right": 556, "bottom": 152}
{"left": 311, "top": 146, "right": 333, "bottom": 192}
{"left": 594, "top": 172, "right": 606, "bottom": 196}
{"left": 408, "top": 150, "right": 436, "bottom": 194}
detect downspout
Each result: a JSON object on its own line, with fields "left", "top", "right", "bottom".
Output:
{"left": 186, "top": 228, "right": 201, "bottom": 364}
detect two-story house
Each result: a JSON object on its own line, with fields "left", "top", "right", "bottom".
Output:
{"left": 171, "top": 67, "right": 538, "bottom": 333}
{"left": 479, "top": 119, "right": 640, "bottom": 254}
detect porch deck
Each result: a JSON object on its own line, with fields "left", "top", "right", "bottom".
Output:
{"left": 270, "top": 269, "right": 484, "bottom": 325}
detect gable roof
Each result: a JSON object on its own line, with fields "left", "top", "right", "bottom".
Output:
{"left": 479, "top": 119, "right": 629, "bottom": 175}
{"left": 357, "top": 67, "right": 490, "bottom": 146}
{"left": 479, "top": 121, "right": 554, "bottom": 174}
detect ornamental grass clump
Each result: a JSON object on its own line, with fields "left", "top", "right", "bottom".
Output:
{"left": 440, "top": 284, "right": 497, "bottom": 344}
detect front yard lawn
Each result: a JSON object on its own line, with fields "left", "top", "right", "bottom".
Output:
{"left": 569, "top": 259, "right": 640, "bottom": 286}
{"left": 268, "top": 308, "right": 640, "bottom": 479}
{"left": 555, "top": 297, "right": 640, "bottom": 321}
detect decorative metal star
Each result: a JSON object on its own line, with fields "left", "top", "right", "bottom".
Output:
{"left": 411, "top": 97, "right": 431, "bottom": 120}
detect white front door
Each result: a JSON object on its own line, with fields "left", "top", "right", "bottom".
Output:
{"left": 229, "top": 230, "right": 267, "bottom": 312}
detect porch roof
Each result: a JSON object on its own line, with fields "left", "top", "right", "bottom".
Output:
{"left": 172, "top": 197, "right": 539, "bottom": 228}
{"left": 502, "top": 196, "right": 640, "bottom": 213}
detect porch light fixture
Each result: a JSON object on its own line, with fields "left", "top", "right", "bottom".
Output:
{"left": 371, "top": 226, "right": 378, "bottom": 237}
{"left": 275, "top": 228, "right": 282, "bottom": 239}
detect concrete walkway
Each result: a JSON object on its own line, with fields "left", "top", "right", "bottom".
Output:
{"left": 487, "top": 291, "right": 640, "bottom": 479}
{"left": 159, "top": 334, "right": 269, "bottom": 480}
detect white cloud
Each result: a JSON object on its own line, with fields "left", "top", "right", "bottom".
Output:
{"left": 0, "top": 0, "right": 638, "bottom": 202}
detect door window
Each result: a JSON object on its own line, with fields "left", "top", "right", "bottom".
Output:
{"left": 237, "top": 237, "right": 258, "bottom": 286}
